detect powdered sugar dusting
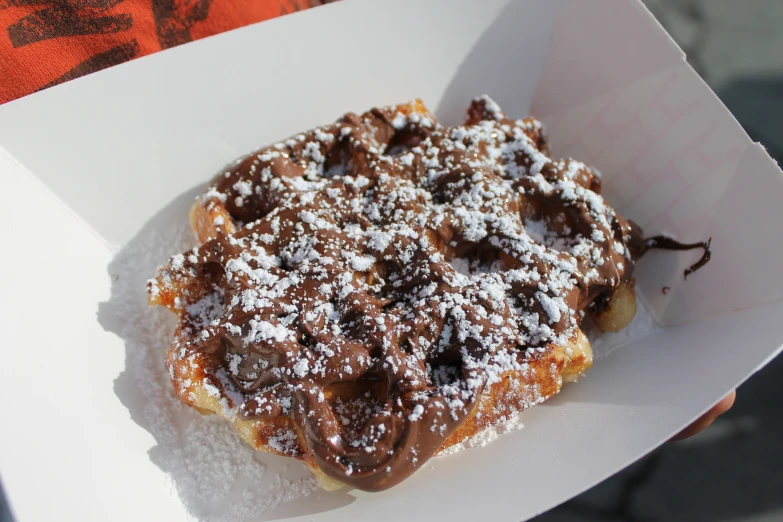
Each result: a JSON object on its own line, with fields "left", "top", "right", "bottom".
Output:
{"left": 437, "top": 413, "right": 526, "bottom": 457}
{"left": 104, "top": 212, "right": 317, "bottom": 521}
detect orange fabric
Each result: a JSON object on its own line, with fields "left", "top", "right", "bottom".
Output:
{"left": 0, "top": 0, "right": 331, "bottom": 104}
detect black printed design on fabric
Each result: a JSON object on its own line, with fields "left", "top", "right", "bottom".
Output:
{"left": 37, "top": 38, "right": 139, "bottom": 90}
{"left": 152, "top": 0, "right": 214, "bottom": 49}
{"left": 7, "top": 0, "right": 132, "bottom": 48}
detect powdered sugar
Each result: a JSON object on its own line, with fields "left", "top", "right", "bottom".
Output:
{"left": 437, "top": 412, "right": 526, "bottom": 457}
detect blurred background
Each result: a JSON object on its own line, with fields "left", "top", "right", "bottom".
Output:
{"left": 0, "top": 1, "right": 780, "bottom": 521}
{"left": 535, "top": 1, "right": 783, "bottom": 521}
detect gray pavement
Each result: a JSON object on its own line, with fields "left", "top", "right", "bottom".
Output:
{"left": 535, "top": 1, "right": 783, "bottom": 521}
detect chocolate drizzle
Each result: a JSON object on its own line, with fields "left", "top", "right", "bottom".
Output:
{"left": 149, "top": 96, "right": 708, "bottom": 492}
{"left": 641, "top": 236, "right": 712, "bottom": 279}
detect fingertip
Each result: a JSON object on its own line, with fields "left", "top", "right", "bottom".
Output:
{"left": 715, "top": 390, "right": 736, "bottom": 415}
{"left": 670, "top": 390, "right": 737, "bottom": 442}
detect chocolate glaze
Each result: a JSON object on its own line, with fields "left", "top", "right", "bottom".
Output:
{"left": 150, "top": 96, "right": 708, "bottom": 492}
{"left": 641, "top": 236, "right": 712, "bottom": 279}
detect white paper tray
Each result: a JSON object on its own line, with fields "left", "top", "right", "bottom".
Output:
{"left": 1, "top": 0, "right": 781, "bottom": 520}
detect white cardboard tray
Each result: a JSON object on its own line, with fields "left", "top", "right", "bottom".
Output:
{"left": 1, "top": 0, "right": 781, "bottom": 520}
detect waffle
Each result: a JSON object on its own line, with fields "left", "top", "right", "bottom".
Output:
{"left": 148, "top": 96, "right": 644, "bottom": 492}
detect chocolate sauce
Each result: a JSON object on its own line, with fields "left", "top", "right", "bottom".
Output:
{"left": 642, "top": 236, "right": 712, "bottom": 279}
